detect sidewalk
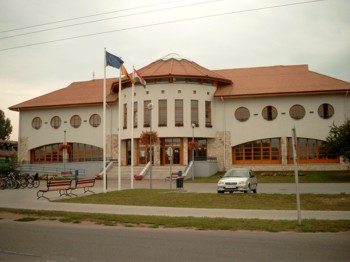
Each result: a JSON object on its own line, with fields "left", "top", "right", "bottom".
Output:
{"left": 0, "top": 179, "right": 349, "bottom": 221}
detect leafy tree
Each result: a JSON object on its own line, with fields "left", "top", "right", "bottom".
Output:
{"left": 324, "top": 120, "right": 350, "bottom": 164}
{"left": 0, "top": 110, "right": 13, "bottom": 140}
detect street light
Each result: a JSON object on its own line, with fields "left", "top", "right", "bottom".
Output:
{"left": 191, "top": 123, "right": 195, "bottom": 181}
{"left": 63, "top": 130, "right": 67, "bottom": 170}
{"left": 147, "top": 103, "right": 154, "bottom": 189}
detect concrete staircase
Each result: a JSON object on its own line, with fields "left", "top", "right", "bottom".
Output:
{"left": 107, "top": 164, "right": 186, "bottom": 180}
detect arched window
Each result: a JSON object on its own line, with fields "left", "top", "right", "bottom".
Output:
{"left": 89, "top": 114, "right": 101, "bottom": 127}
{"left": 235, "top": 107, "right": 250, "bottom": 122}
{"left": 32, "top": 117, "right": 42, "bottom": 130}
{"left": 262, "top": 106, "right": 277, "bottom": 121}
{"left": 70, "top": 115, "right": 81, "bottom": 128}
{"left": 289, "top": 105, "right": 305, "bottom": 120}
{"left": 50, "top": 116, "right": 61, "bottom": 129}
{"left": 318, "top": 104, "right": 334, "bottom": 119}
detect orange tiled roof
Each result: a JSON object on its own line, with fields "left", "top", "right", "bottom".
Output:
{"left": 214, "top": 65, "right": 350, "bottom": 97}
{"left": 9, "top": 79, "right": 118, "bottom": 111}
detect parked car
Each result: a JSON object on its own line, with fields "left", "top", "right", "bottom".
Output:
{"left": 217, "top": 168, "right": 257, "bottom": 194}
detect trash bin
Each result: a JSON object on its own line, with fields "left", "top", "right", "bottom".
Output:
{"left": 176, "top": 177, "right": 184, "bottom": 189}
{"left": 178, "top": 170, "right": 182, "bottom": 177}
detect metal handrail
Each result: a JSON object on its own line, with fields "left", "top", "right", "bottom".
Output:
{"left": 140, "top": 161, "right": 151, "bottom": 177}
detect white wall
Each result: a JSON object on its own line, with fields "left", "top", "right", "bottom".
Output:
{"left": 119, "top": 82, "right": 217, "bottom": 140}
{"left": 220, "top": 93, "right": 349, "bottom": 146}
{"left": 20, "top": 105, "right": 117, "bottom": 150}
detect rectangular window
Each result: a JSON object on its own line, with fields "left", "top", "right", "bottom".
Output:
{"left": 191, "top": 100, "right": 199, "bottom": 126}
{"left": 205, "top": 101, "right": 212, "bottom": 127}
{"left": 134, "top": 101, "right": 138, "bottom": 128}
{"left": 159, "top": 100, "right": 167, "bottom": 127}
{"left": 123, "top": 103, "right": 127, "bottom": 129}
{"left": 144, "top": 100, "right": 151, "bottom": 127}
{"left": 175, "top": 99, "right": 183, "bottom": 126}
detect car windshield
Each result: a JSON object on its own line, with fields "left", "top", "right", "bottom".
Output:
{"left": 224, "top": 170, "right": 249, "bottom": 178}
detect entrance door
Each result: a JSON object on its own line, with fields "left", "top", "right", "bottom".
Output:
{"left": 160, "top": 138, "right": 182, "bottom": 165}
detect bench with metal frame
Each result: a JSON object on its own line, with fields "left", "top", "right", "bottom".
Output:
{"left": 69, "top": 178, "right": 96, "bottom": 196}
{"left": 37, "top": 180, "right": 72, "bottom": 200}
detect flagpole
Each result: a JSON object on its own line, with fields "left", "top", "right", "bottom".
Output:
{"left": 103, "top": 48, "right": 107, "bottom": 193}
{"left": 118, "top": 67, "right": 122, "bottom": 191}
{"left": 131, "top": 67, "right": 135, "bottom": 189}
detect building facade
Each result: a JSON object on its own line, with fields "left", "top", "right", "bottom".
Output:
{"left": 9, "top": 55, "right": 350, "bottom": 172}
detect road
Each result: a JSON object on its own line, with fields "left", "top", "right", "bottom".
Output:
{"left": 1, "top": 220, "right": 349, "bottom": 262}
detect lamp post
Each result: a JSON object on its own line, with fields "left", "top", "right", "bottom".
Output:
{"left": 63, "top": 130, "right": 67, "bottom": 170}
{"left": 147, "top": 103, "right": 154, "bottom": 189}
{"left": 191, "top": 123, "right": 195, "bottom": 181}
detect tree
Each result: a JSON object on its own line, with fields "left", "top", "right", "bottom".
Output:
{"left": 0, "top": 110, "right": 13, "bottom": 140}
{"left": 324, "top": 120, "right": 350, "bottom": 164}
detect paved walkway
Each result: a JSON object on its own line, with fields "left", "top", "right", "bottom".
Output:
{"left": 1, "top": 179, "right": 349, "bottom": 220}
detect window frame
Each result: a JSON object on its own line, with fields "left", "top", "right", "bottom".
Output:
{"left": 318, "top": 103, "right": 334, "bottom": 119}
{"left": 205, "top": 101, "right": 212, "bottom": 127}
{"left": 158, "top": 99, "right": 167, "bottom": 127}
{"left": 50, "top": 116, "right": 61, "bottom": 129}
{"left": 89, "top": 114, "right": 101, "bottom": 128}
{"left": 191, "top": 100, "right": 199, "bottom": 127}
{"left": 32, "top": 117, "right": 42, "bottom": 130}
{"left": 70, "top": 115, "right": 81, "bottom": 128}
{"left": 262, "top": 106, "right": 277, "bottom": 121}
{"left": 235, "top": 107, "right": 250, "bottom": 122}
{"left": 175, "top": 99, "right": 184, "bottom": 127}
{"left": 289, "top": 105, "right": 305, "bottom": 120}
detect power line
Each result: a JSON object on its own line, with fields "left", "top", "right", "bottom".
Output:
{"left": 0, "top": 0, "right": 189, "bottom": 34}
{"left": 0, "top": 0, "right": 223, "bottom": 40}
{"left": 0, "top": 0, "right": 326, "bottom": 52}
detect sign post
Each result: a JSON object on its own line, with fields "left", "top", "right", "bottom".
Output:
{"left": 292, "top": 127, "right": 302, "bottom": 225}
{"left": 167, "top": 147, "right": 173, "bottom": 190}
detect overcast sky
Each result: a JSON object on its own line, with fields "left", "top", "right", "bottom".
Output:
{"left": 1, "top": 0, "right": 349, "bottom": 140}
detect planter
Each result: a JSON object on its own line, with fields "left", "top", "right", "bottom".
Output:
{"left": 134, "top": 174, "right": 143, "bottom": 180}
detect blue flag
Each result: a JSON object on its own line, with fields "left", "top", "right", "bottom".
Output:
{"left": 106, "top": 51, "right": 124, "bottom": 69}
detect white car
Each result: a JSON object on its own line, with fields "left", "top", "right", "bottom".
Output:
{"left": 217, "top": 168, "right": 257, "bottom": 194}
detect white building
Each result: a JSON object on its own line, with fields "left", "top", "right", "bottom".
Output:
{"left": 9, "top": 54, "right": 350, "bottom": 177}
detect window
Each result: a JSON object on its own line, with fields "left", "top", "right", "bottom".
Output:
{"left": 235, "top": 107, "right": 250, "bottom": 122}
{"left": 30, "top": 143, "right": 103, "bottom": 163}
{"left": 262, "top": 106, "right": 277, "bottom": 121}
{"left": 134, "top": 101, "right": 138, "bottom": 128}
{"left": 290, "top": 105, "right": 305, "bottom": 120}
{"left": 70, "top": 115, "right": 81, "bottom": 128}
{"left": 89, "top": 114, "right": 101, "bottom": 127}
{"left": 123, "top": 103, "right": 127, "bottom": 129}
{"left": 205, "top": 101, "right": 212, "bottom": 127}
{"left": 287, "top": 137, "right": 338, "bottom": 163}
{"left": 191, "top": 100, "right": 199, "bottom": 126}
{"left": 175, "top": 99, "right": 183, "bottom": 126}
{"left": 32, "top": 117, "right": 42, "bottom": 130}
{"left": 158, "top": 100, "right": 167, "bottom": 127}
{"left": 232, "top": 138, "right": 281, "bottom": 164}
{"left": 318, "top": 103, "right": 334, "bottom": 119}
{"left": 144, "top": 100, "right": 151, "bottom": 127}
{"left": 50, "top": 116, "right": 61, "bottom": 129}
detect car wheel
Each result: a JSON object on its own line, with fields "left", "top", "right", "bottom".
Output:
{"left": 253, "top": 187, "right": 257, "bottom": 194}
{"left": 244, "top": 185, "right": 251, "bottom": 194}
{"left": 217, "top": 191, "right": 224, "bottom": 194}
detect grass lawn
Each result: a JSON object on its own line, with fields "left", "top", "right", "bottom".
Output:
{"left": 56, "top": 189, "right": 350, "bottom": 211}
{"left": 188, "top": 170, "right": 350, "bottom": 183}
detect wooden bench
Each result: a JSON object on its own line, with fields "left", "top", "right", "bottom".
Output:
{"left": 37, "top": 180, "right": 72, "bottom": 200}
{"left": 69, "top": 178, "right": 95, "bottom": 196}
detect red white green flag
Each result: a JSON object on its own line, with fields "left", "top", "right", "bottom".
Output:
{"left": 134, "top": 68, "right": 146, "bottom": 88}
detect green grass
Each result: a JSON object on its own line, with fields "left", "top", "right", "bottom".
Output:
{"left": 188, "top": 171, "right": 350, "bottom": 183}
{"left": 56, "top": 189, "right": 350, "bottom": 211}
{"left": 1, "top": 208, "right": 350, "bottom": 232}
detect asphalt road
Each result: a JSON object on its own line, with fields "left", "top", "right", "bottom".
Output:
{"left": 1, "top": 220, "right": 349, "bottom": 262}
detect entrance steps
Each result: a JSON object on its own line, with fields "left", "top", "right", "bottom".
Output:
{"left": 107, "top": 165, "right": 186, "bottom": 180}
